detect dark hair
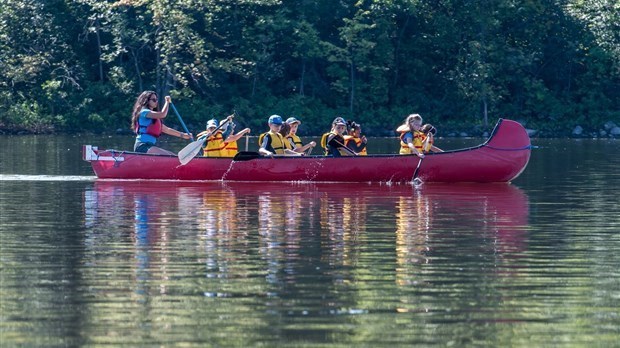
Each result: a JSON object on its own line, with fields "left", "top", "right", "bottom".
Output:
{"left": 131, "top": 91, "right": 157, "bottom": 132}
{"left": 279, "top": 122, "right": 291, "bottom": 137}
{"left": 347, "top": 120, "right": 361, "bottom": 132}
{"left": 421, "top": 124, "right": 437, "bottom": 135}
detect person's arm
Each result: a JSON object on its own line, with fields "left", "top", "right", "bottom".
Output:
{"left": 346, "top": 139, "right": 366, "bottom": 153}
{"left": 258, "top": 134, "right": 273, "bottom": 156}
{"left": 146, "top": 96, "right": 171, "bottom": 119}
{"left": 222, "top": 123, "right": 234, "bottom": 139}
{"left": 427, "top": 134, "right": 443, "bottom": 152}
{"left": 224, "top": 128, "right": 250, "bottom": 143}
{"left": 295, "top": 141, "right": 316, "bottom": 153}
{"left": 162, "top": 124, "right": 192, "bottom": 140}
{"left": 360, "top": 135, "right": 367, "bottom": 149}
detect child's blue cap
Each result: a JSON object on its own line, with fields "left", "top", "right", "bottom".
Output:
{"left": 268, "top": 115, "right": 283, "bottom": 125}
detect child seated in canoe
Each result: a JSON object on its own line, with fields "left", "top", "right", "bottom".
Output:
{"left": 197, "top": 116, "right": 249, "bottom": 157}
{"left": 278, "top": 122, "right": 294, "bottom": 151}
{"left": 285, "top": 117, "right": 316, "bottom": 154}
{"left": 220, "top": 121, "right": 251, "bottom": 157}
{"left": 196, "top": 118, "right": 227, "bottom": 157}
{"left": 258, "top": 115, "right": 290, "bottom": 156}
{"left": 344, "top": 120, "right": 367, "bottom": 155}
{"left": 420, "top": 123, "right": 443, "bottom": 153}
{"left": 396, "top": 114, "right": 426, "bottom": 158}
{"left": 324, "top": 117, "right": 356, "bottom": 156}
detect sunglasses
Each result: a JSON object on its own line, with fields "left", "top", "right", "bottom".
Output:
{"left": 149, "top": 97, "right": 158, "bottom": 102}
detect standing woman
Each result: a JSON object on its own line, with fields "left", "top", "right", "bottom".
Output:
{"left": 131, "top": 91, "right": 192, "bottom": 155}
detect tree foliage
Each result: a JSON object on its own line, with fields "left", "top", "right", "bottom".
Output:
{"left": 1, "top": 0, "right": 618, "bottom": 135}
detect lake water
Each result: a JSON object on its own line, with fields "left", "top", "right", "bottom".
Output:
{"left": 1, "top": 135, "right": 619, "bottom": 347}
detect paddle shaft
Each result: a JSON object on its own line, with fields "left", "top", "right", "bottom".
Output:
{"left": 331, "top": 138, "right": 358, "bottom": 156}
{"left": 413, "top": 157, "right": 423, "bottom": 181}
{"left": 170, "top": 103, "right": 193, "bottom": 141}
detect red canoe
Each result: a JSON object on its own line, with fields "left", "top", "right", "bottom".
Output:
{"left": 83, "top": 118, "right": 531, "bottom": 183}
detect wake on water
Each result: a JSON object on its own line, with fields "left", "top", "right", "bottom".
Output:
{"left": 0, "top": 174, "right": 96, "bottom": 182}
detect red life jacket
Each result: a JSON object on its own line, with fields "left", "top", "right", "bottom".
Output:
{"left": 135, "top": 110, "right": 162, "bottom": 138}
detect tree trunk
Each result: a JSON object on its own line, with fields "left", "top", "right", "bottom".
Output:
{"left": 94, "top": 20, "right": 104, "bottom": 82}
{"left": 299, "top": 60, "right": 305, "bottom": 96}
{"left": 349, "top": 59, "right": 355, "bottom": 113}
{"left": 131, "top": 49, "right": 142, "bottom": 92}
{"left": 156, "top": 53, "right": 162, "bottom": 96}
{"left": 392, "top": 16, "right": 410, "bottom": 88}
{"left": 482, "top": 96, "right": 488, "bottom": 128}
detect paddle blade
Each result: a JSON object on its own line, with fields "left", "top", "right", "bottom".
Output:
{"left": 233, "top": 151, "right": 261, "bottom": 161}
{"left": 178, "top": 138, "right": 206, "bottom": 165}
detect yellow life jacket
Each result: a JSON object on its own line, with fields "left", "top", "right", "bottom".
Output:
{"left": 283, "top": 135, "right": 293, "bottom": 150}
{"left": 320, "top": 132, "right": 330, "bottom": 154}
{"left": 259, "top": 131, "right": 286, "bottom": 155}
{"left": 200, "top": 130, "right": 227, "bottom": 157}
{"left": 399, "top": 131, "right": 425, "bottom": 155}
{"left": 220, "top": 140, "right": 239, "bottom": 157}
{"left": 287, "top": 133, "right": 303, "bottom": 149}
{"left": 343, "top": 135, "right": 367, "bottom": 156}
{"left": 258, "top": 133, "right": 265, "bottom": 147}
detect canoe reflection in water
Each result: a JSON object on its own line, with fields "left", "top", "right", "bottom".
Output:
{"left": 394, "top": 183, "right": 529, "bottom": 290}
{"left": 83, "top": 181, "right": 529, "bottom": 297}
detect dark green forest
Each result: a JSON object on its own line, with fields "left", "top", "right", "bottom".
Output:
{"left": 1, "top": 0, "right": 619, "bottom": 136}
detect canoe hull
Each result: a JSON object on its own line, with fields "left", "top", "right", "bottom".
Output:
{"left": 84, "top": 119, "right": 531, "bottom": 183}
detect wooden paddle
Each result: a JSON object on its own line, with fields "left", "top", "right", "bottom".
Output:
{"left": 178, "top": 114, "right": 234, "bottom": 165}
